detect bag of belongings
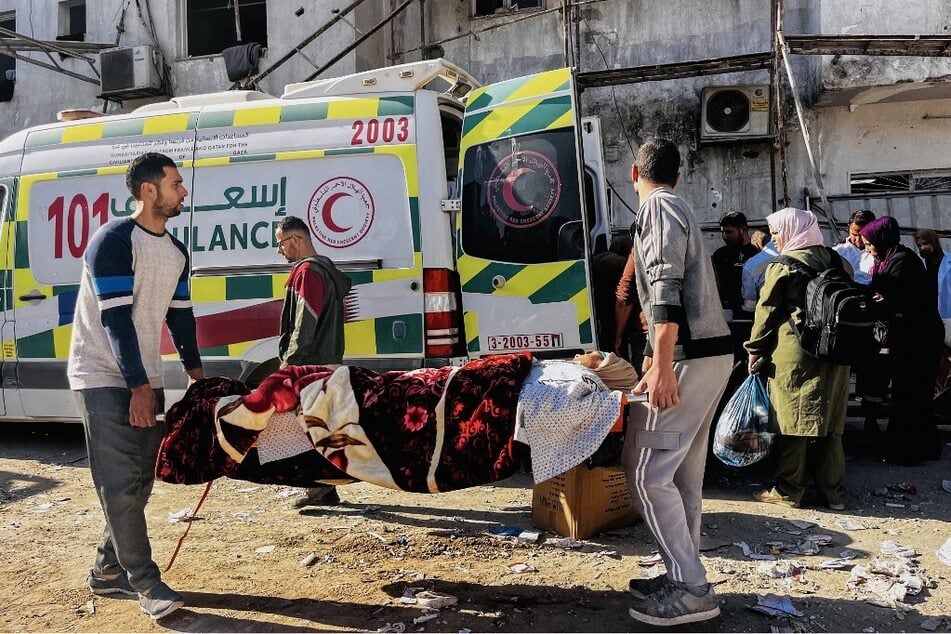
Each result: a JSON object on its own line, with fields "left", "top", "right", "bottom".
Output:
{"left": 713, "top": 374, "right": 774, "bottom": 467}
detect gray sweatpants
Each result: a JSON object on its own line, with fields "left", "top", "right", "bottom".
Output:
{"left": 75, "top": 387, "right": 165, "bottom": 594}
{"left": 622, "top": 354, "right": 732, "bottom": 587}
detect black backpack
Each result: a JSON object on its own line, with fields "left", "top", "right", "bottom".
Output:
{"left": 775, "top": 247, "right": 881, "bottom": 365}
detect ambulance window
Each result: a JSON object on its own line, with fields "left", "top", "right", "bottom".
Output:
{"left": 461, "top": 128, "right": 582, "bottom": 264}
{"left": 441, "top": 114, "right": 462, "bottom": 196}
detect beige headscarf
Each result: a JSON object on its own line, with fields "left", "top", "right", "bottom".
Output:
{"left": 767, "top": 207, "right": 825, "bottom": 253}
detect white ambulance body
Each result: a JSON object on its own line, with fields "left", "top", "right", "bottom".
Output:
{"left": 0, "top": 59, "right": 611, "bottom": 421}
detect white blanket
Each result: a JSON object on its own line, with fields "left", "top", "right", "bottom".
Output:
{"left": 515, "top": 360, "right": 623, "bottom": 483}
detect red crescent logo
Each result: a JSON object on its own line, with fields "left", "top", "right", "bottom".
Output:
{"left": 487, "top": 151, "right": 561, "bottom": 229}
{"left": 502, "top": 167, "right": 534, "bottom": 213}
{"left": 321, "top": 192, "right": 353, "bottom": 233}
{"left": 307, "top": 176, "right": 375, "bottom": 248}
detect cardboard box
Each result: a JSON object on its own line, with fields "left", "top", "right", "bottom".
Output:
{"left": 532, "top": 463, "right": 640, "bottom": 539}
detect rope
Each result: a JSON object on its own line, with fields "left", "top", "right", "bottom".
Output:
{"left": 163, "top": 480, "right": 214, "bottom": 573}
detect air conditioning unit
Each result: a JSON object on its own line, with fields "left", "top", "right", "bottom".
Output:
{"left": 701, "top": 85, "right": 769, "bottom": 140}
{"left": 99, "top": 46, "right": 165, "bottom": 98}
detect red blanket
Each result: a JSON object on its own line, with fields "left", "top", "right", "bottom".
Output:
{"left": 157, "top": 352, "right": 533, "bottom": 492}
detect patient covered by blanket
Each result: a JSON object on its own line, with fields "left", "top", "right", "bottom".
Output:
{"left": 157, "top": 351, "right": 635, "bottom": 493}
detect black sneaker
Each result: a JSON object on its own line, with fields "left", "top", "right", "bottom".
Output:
{"left": 87, "top": 570, "right": 135, "bottom": 597}
{"left": 138, "top": 582, "right": 184, "bottom": 620}
{"left": 292, "top": 486, "right": 340, "bottom": 509}
{"left": 628, "top": 573, "right": 668, "bottom": 600}
{"left": 629, "top": 580, "right": 720, "bottom": 627}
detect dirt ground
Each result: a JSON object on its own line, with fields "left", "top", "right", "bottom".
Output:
{"left": 1, "top": 420, "right": 950, "bottom": 633}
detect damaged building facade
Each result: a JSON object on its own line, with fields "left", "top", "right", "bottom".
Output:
{"left": 0, "top": 0, "right": 949, "bottom": 244}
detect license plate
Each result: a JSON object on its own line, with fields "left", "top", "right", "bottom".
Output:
{"left": 486, "top": 333, "right": 564, "bottom": 351}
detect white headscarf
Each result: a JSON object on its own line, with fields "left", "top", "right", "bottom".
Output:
{"left": 766, "top": 207, "right": 824, "bottom": 254}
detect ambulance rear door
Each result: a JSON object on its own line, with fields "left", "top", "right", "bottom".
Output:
{"left": 457, "top": 68, "right": 596, "bottom": 357}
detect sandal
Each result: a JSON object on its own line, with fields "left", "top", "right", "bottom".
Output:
{"left": 753, "top": 488, "right": 800, "bottom": 508}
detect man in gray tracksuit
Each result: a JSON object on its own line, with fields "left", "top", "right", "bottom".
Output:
{"left": 623, "top": 138, "right": 733, "bottom": 627}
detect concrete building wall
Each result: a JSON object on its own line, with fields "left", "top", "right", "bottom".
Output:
{"left": 0, "top": 0, "right": 948, "bottom": 243}
{"left": 427, "top": 0, "right": 820, "bottom": 244}
{"left": 0, "top": 0, "right": 392, "bottom": 140}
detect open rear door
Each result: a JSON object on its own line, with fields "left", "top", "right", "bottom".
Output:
{"left": 457, "top": 68, "right": 595, "bottom": 357}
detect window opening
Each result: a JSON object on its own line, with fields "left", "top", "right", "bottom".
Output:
{"left": 58, "top": 1, "right": 86, "bottom": 42}
{"left": 186, "top": 0, "right": 268, "bottom": 57}
{"left": 850, "top": 170, "right": 951, "bottom": 194}
{"left": 441, "top": 112, "right": 462, "bottom": 196}
{"left": 473, "top": 0, "right": 543, "bottom": 18}
{"left": 0, "top": 12, "right": 15, "bottom": 85}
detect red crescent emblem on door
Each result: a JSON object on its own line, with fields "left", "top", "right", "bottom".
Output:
{"left": 487, "top": 150, "right": 561, "bottom": 229}
{"left": 321, "top": 192, "right": 354, "bottom": 233}
{"left": 501, "top": 167, "right": 534, "bottom": 213}
{"left": 307, "top": 177, "right": 375, "bottom": 248}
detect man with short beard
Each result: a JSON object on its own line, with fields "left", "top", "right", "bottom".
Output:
{"left": 68, "top": 152, "right": 203, "bottom": 620}
{"left": 274, "top": 215, "right": 353, "bottom": 509}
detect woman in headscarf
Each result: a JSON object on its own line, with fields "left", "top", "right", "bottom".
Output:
{"left": 861, "top": 216, "right": 943, "bottom": 465}
{"left": 744, "top": 208, "right": 850, "bottom": 510}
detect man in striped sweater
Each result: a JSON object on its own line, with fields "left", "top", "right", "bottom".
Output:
{"left": 68, "top": 153, "right": 203, "bottom": 621}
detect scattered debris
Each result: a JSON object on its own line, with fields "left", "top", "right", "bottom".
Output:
{"left": 508, "top": 563, "right": 538, "bottom": 574}
{"left": 887, "top": 483, "right": 918, "bottom": 496}
{"left": 920, "top": 617, "right": 946, "bottom": 632}
{"left": 488, "top": 525, "right": 522, "bottom": 537}
{"left": 300, "top": 552, "right": 317, "bottom": 567}
{"left": 516, "top": 530, "right": 542, "bottom": 544}
{"left": 546, "top": 537, "right": 583, "bottom": 550}
{"left": 376, "top": 623, "right": 406, "bottom": 633}
{"left": 590, "top": 550, "right": 621, "bottom": 559}
{"left": 413, "top": 614, "right": 438, "bottom": 625}
{"left": 788, "top": 520, "right": 814, "bottom": 530}
{"left": 749, "top": 593, "right": 803, "bottom": 617}
{"left": 938, "top": 537, "right": 951, "bottom": 567}
{"left": 274, "top": 488, "right": 298, "bottom": 499}
{"left": 790, "top": 534, "right": 833, "bottom": 555}
{"left": 399, "top": 587, "right": 424, "bottom": 604}
{"left": 735, "top": 541, "right": 776, "bottom": 561}
{"left": 760, "top": 560, "right": 806, "bottom": 582}
{"left": 255, "top": 545, "right": 275, "bottom": 554}
{"left": 33, "top": 502, "right": 53, "bottom": 512}
{"left": 167, "top": 508, "right": 193, "bottom": 523}
{"left": 85, "top": 599, "right": 95, "bottom": 615}
{"left": 880, "top": 541, "right": 917, "bottom": 559}
{"left": 885, "top": 502, "right": 905, "bottom": 509}
{"left": 415, "top": 591, "right": 458, "bottom": 610}
{"left": 835, "top": 518, "right": 866, "bottom": 531}
{"left": 819, "top": 559, "right": 853, "bottom": 570}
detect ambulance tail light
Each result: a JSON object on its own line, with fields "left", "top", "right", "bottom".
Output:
{"left": 423, "top": 268, "right": 464, "bottom": 358}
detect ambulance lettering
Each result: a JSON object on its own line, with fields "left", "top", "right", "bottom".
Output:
{"left": 350, "top": 117, "right": 411, "bottom": 146}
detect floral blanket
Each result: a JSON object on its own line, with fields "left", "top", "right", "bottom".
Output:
{"left": 157, "top": 352, "right": 533, "bottom": 492}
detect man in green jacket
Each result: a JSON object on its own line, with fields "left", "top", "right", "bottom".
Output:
{"left": 274, "top": 216, "right": 352, "bottom": 508}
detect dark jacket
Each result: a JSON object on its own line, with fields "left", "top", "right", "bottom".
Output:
{"left": 870, "top": 244, "right": 943, "bottom": 349}
{"left": 278, "top": 255, "right": 352, "bottom": 366}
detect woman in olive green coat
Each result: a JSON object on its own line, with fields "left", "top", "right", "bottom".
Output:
{"left": 744, "top": 208, "right": 851, "bottom": 510}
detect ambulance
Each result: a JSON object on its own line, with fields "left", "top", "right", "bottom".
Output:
{"left": 0, "top": 58, "right": 614, "bottom": 421}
